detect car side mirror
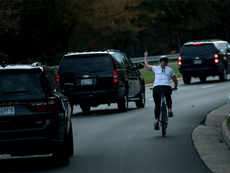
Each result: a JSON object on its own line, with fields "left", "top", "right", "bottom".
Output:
{"left": 134, "top": 63, "right": 144, "bottom": 70}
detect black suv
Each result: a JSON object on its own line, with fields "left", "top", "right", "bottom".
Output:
{"left": 57, "top": 50, "right": 145, "bottom": 113}
{"left": 0, "top": 62, "right": 73, "bottom": 163}
{"left": 178, "top": 40, "right": 230, "bottom": 84}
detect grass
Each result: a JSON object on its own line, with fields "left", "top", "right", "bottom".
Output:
{"left": 46, "top": 61, "right": 181, "bottom": 87}
{"left": 139, "top": 61, "right": 182, "bottom": 84}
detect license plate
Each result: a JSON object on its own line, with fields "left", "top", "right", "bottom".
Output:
{"left": 0, "top": 106, "right": 15, "bottom": 116}
{"left": 81, "top": 79, "right": 93, "bottom": 85}
{"left": 193, "top": 60, "right": 202, "bottom": 64}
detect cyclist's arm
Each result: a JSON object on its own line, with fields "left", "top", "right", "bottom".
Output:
{"left": 144, "top": 51, "right": 152, "bottom": 71}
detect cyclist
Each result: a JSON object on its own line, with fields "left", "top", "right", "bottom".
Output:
{"left": 144, "top": 51, "right": 178, "bottom": 130}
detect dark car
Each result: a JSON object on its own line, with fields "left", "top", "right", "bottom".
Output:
{"left": 57, "top": 49, "right": 145, "bottom": 113}
{"left": 178, "top": 39, "right": 230, "bottom": 84}
{"left": 0, "top": 62, "right": 73, "bottom": 163}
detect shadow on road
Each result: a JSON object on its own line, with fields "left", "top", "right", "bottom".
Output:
{"left": 0, "top": 157, "right": 68, "bottom": 172}
{"left": 72, "top": 107, "right": 137, "bottom": 119}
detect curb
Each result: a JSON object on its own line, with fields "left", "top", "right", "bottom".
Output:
{"left": 222, "top": 118, "right": 230, "bottom": 149}
{"left": 192, "top": 104, "right": 230, "bottom": 173}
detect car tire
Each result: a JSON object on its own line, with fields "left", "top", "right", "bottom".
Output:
{"left": 118, "top": 95, "right": 128, "bottom": 112}
{"left": 136, "top": 88, "right": 145, "bottom": 108}
{"left": 52, "top": 123, "right": 74, "bottom": 166}
{"left": 182, "top": 74, "right": 191, "bottom": 84}
{"left": 80, "top": 104, "right": 91, "bottom": 113}
{"left": 199, "top": 76, "right": 207, "bottom": 83}
{"left": 219, "top": 69, "right": 227, "bottom": 81}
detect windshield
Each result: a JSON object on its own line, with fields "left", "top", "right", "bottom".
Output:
{"left": 0, "top": 71, "right": 46, "bottom": 101}
{"left": 59, "top": 54, "right": 113, "bottom": 74}
{"left": 180, "top": 44, "right": 217, "bottom": 59}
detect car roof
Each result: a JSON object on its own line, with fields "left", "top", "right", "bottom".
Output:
{"left": 184, "top": 40, "right": 228, "bottom": 46}
{"left": 64, "top": 49, "right": 121, "bottom": 57}
{"left": 0, "top": 63, "right": 43, "bottom": 71}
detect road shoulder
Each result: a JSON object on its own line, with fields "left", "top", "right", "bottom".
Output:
{"left": 192, "top": 104, "right": 230, "bottom": 173}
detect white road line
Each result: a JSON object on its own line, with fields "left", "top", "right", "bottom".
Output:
{"left": 201, "top": 84, "right": 216, "bottom": 89}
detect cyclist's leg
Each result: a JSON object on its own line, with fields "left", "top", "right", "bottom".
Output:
{"left": 153, "top": 86, "right": 161, "bottom": 130}
{"left": 153, "top": 86, "right": 161, "bottom": 120}
{"left": 164, "top": 86, "right": 173, "bottom": 117}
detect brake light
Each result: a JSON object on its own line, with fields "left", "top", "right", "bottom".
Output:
{"left": 56, "top": 74, "right": 60, "bottom": 87}
{"left": 178, "top": 56, "right": 182, "bottom": 67}
{"left": 214, "top": 53, "right": 219, "bottom": 64}
{"left": 113, "top": 70, "right": 118, "bottom": 84}
{"left": 27, "top": 98, "right": 59, "bottom": 112}
{"left": 192, "top": 43, "right": 202, "bottom": 46}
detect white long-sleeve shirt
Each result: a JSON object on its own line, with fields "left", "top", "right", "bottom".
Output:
{"left": 151, "top": 66, "right": 175, "bottom": 87}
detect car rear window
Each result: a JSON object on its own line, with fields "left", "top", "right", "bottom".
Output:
{"left": 180, "top": 44, "right": 217, "bottom": 59}
{"left": 0, "top": 71, "right": 46, "bottom": 101}
{"left": 59, "top": 54, "right": 113, "bottom": 74}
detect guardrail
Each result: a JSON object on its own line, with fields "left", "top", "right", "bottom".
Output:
{"left": 131, "top": 53, "right": 179, "bottom": 63}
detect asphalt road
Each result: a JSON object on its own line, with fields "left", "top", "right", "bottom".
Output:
{"left": 1, "top": 77, "right": 230, "bottom": 173}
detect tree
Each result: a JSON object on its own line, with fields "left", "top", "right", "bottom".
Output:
{"left": 136, "top": 0, "right": 218, "bottom": 53}
{"left": 68, "top": 0, "right": 144, "bottom": 53}
{"left": 0, "top": 0, "right": 22, "bottom": 34}
{"left": 0, "top": 0, "right": 23, "bottom": 61}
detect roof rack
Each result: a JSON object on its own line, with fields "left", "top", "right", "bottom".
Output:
{"left": 32, "top": 62, "right": 42, "bottom": 67}
{"left": 186, "top": 39, "right": 225, "bottom": 43}
{"left": 106, "top": 49, "right": 120, "bottom": 52}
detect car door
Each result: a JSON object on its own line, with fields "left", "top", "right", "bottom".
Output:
{"left": 123, "top": 54, "right": 141, "bottom": 98}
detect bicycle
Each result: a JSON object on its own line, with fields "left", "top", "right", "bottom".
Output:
{"left": 159, "top": 88, "right": 176, "bottom": 137}
{"left": 160, "top": 92, "right": 168, "bottom": 137}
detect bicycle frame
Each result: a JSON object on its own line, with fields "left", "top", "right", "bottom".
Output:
{"left": 160, "top": 93, "right": 168, "bottom": 137}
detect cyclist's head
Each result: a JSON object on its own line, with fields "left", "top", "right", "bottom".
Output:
{"left": 160, "top": 56, "right": 168, "bottom": 63}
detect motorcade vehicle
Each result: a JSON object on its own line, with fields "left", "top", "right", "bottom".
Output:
{"left": 57, "top": 49, "right": 145, "bottom": 113}
{"left": 178, "top": 39, "right": 230, "bottom": 84}
{"left": 0, "top": 62, "right": 73, "bottom": 164}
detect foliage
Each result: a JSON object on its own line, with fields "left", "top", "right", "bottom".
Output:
{"left": 68, "top": 0, "right": 144, "bottom": 54}
{"left": 1, "top": 0, "right": 230, "bottom": 64}
{"left": 0, "top": 0, "right": 22, "bottom": 33}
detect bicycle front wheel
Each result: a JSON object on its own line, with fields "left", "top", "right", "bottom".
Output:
{"left": 161, "top": 122, "right": 167, "bottom": 137}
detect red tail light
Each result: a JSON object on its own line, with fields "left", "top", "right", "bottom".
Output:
{"left": 27, "top": 98, "right": 59, "bottom": 112}
{"left": 56, "top": 74, "right": 60, "bottom": 87}
{"left": 192, "top": 43, "right": 202, "bottom": 46}
{"left": 178, "top": 56, "right": 182, "bottom": 67}
{"left": 113, "top": 70, "right": 119, "bottom": 84}
{"left": 214, "top": 54, "right": 219, "bottom": 64}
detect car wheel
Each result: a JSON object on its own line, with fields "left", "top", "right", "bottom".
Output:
{"left": 52, "top": 123, "right": 74, "bottom": 165}
{"left": 136, "top": 88, "right": 145, "bottom": 108}
{"left": 182, "top": 74, "right": 191, "bottom": 84}
{"left": 117, "top": 95, "right": 128, "bottom": 112}
{"left": 199, "top": 76, "right": 206, "bottom": 83}
{"left": 219, "top": 69, "right": 227, "bottom": 81}
{"left": 70, "top": 103, "right": 74, "bottom": 114}
{"left": 80, "top": 104, "right": 91, "bottom": 113}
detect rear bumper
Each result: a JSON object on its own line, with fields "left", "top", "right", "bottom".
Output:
{"left": 0, "top": 138, "right": 64, "bottom": 155}
{"left": 0, "top": 120, "right": 66, "bottom": 155}
{"left": 63, "top": 88, "right": 126, "bottom": 105}
{"left": 179, "top": 65, "right": 224, "bottom": 77}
